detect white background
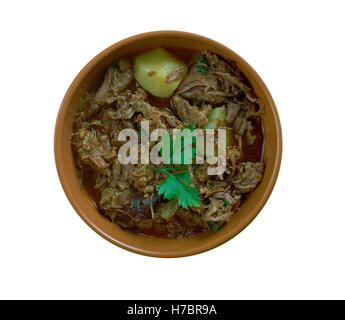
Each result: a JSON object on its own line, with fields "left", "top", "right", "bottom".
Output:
{"left": 1, "top": 0, "right": 344, "bottom": 300}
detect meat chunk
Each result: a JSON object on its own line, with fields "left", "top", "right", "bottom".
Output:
{"left": 133, "top": 100, "right": 182, "bottom": 129}
{"left": 212, "top": 192, "right": 241, "bottom": 211}
{"left": 246, "top": 121, "right": 256, "bottom": 146}
{"left": 172, "top": 95, "right": 211, "bottom": 128}
{"left": 98, "top": 57, "right": 133, "bottom": 104}
{"left": 203, "top": 51, "right": 256, "bottom": 96}
{"left": 225, "top": 103, "right": 240, "bottom": 124}
{"left": 100, "top": 187, "right": 131, "bottom": 208}
{"left": 93, "top": 67, "right": 113, "bottom": 104}
{"left": 72, "top": 126, "right": 116, "bottom": 173}
{"left": 232, "top": 162, "right": 264, "bottom": 193}
{"left": 205, "top": 198, "right": 234, "bottom": 222}
{"left": 176, "top": 51, "right": 246, "bottom": 105}
{"left": 108, "top": 89, "right": 182, "bottom": 129}
{"left": 193, "top": 164, "right": 208, "bottom": 183}
{"left": 129, "top": 164, "right": 155, "bottom": 193}
{"left": 199, "top": 179, "right": 230, "bottom": 197}
{"left": 203, "top": 51, "right": 238, "bottom": 75}
{"left": 101, "top": 189, "right": 159, "bottom": 230}
{"left": 129, "top": 193, "right": 159, "bottom": 218}
{"left": 165, "top": 66, "right": 186, "bottom": 84}
{"left": 226, "top": 147, "right": 241, "bottom": 178}
{"left": 233, "top": 110, "right": 248, "bottom": 135}
{"left": 176, "top": 73, "right": 227, "bottom": 105}
{"left": 85, "top": 57, "right": 133, "bottom": 118}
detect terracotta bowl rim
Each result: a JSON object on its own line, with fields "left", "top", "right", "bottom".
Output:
{"left": 54, "top": 30, "right": 282, "bottom": 258}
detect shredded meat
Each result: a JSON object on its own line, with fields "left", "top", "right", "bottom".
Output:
{"left": 72, "top": 125, "right": 116, "bottom": 174}
{"left": 165, "top": 66, "right": 186, "bottom": 84}
{"left": 176, "top": 73, "right": 227, "bottom": 105}
{"left": 172, "top": 95, "right": 211, "bottom": 127}
{"left": 205, "top": 198, "right": 234, "bottom": 222}
{"left": 71, "top": 50, "right": 265, "bottom": 239}
{"left": 226, "top": 147, "right": 241, "bottom": 178}
{"left": 212, "top": 192, "right": 241, "bottom": 211}
{"left": 107, "top": 88, "right": 182, "bottom": 130}
{"left": 176, "top": 51, "right": 251, "bottom": 106}
{"left": 233, "top": 110, "right": 248, "bottom": 135}
{"left": 232, "top": 162, "right": 264, "bottom": 193}
{"left": 225, "top": 103, "right": 241, "bottom": 124}
{"left": 85, "top": 57, "right": 133, "bottom": 118}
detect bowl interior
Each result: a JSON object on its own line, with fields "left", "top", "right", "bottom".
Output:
{"left": 55, "top": 31, "right": 282, "bottom": 257}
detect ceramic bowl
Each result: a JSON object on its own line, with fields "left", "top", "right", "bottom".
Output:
{"left": 54, "top": 31, "right": 282, "bottom": 257}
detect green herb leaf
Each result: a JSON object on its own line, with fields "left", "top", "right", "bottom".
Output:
{"left": 197, "top": 56, "right": 208, "bottom": 65}
{"left": 223, "top": 200, "right": 229, "bottom": 208}
{"left": 156, "top": 170, "right": 201, "bottom": 208}
{"left": 197, "top": 56, "right": 208, "bottom": 74}
{"left": 208, "top": 221, "right": 224, "bottom": 231}
{"left": 155, "top": 124, "right": 201, "bottom": 209}
{"left": 198, "top": 66, "right": 207, "bottom": 74}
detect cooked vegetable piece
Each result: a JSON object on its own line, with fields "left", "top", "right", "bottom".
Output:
{"left": 202, "top": 106, "right": 226, "bottom": 129}
{"left": 202, "top": 107, "right": 236, "bottom": 146}
{"left": 157, "top": 199, "right": 179, "bottom": 220}
{"left": 134, "top": 48, "right": 187, "bottom": 98}
{"left": 202, "top": 107, "right": 236, "bottom": 157}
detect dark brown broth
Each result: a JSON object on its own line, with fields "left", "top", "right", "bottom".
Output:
{"left": 241, "top": 118, "right": 264, "bottom": 163}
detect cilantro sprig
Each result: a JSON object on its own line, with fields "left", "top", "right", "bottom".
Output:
{"left": 154, "top": 124, "right": 201, "bottom": 209}
{"left": 208, "top": 221, "right": 224, "bottom": 231}
{"left": 156, "top": 168, "right": 201, "bottom": 208}
{"left": 197, "top": 56, "right": 208, "bottom": 74}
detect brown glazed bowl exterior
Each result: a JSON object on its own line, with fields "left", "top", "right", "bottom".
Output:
{"left": 55, "top": 31, "right": 282, "bottom": 258}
